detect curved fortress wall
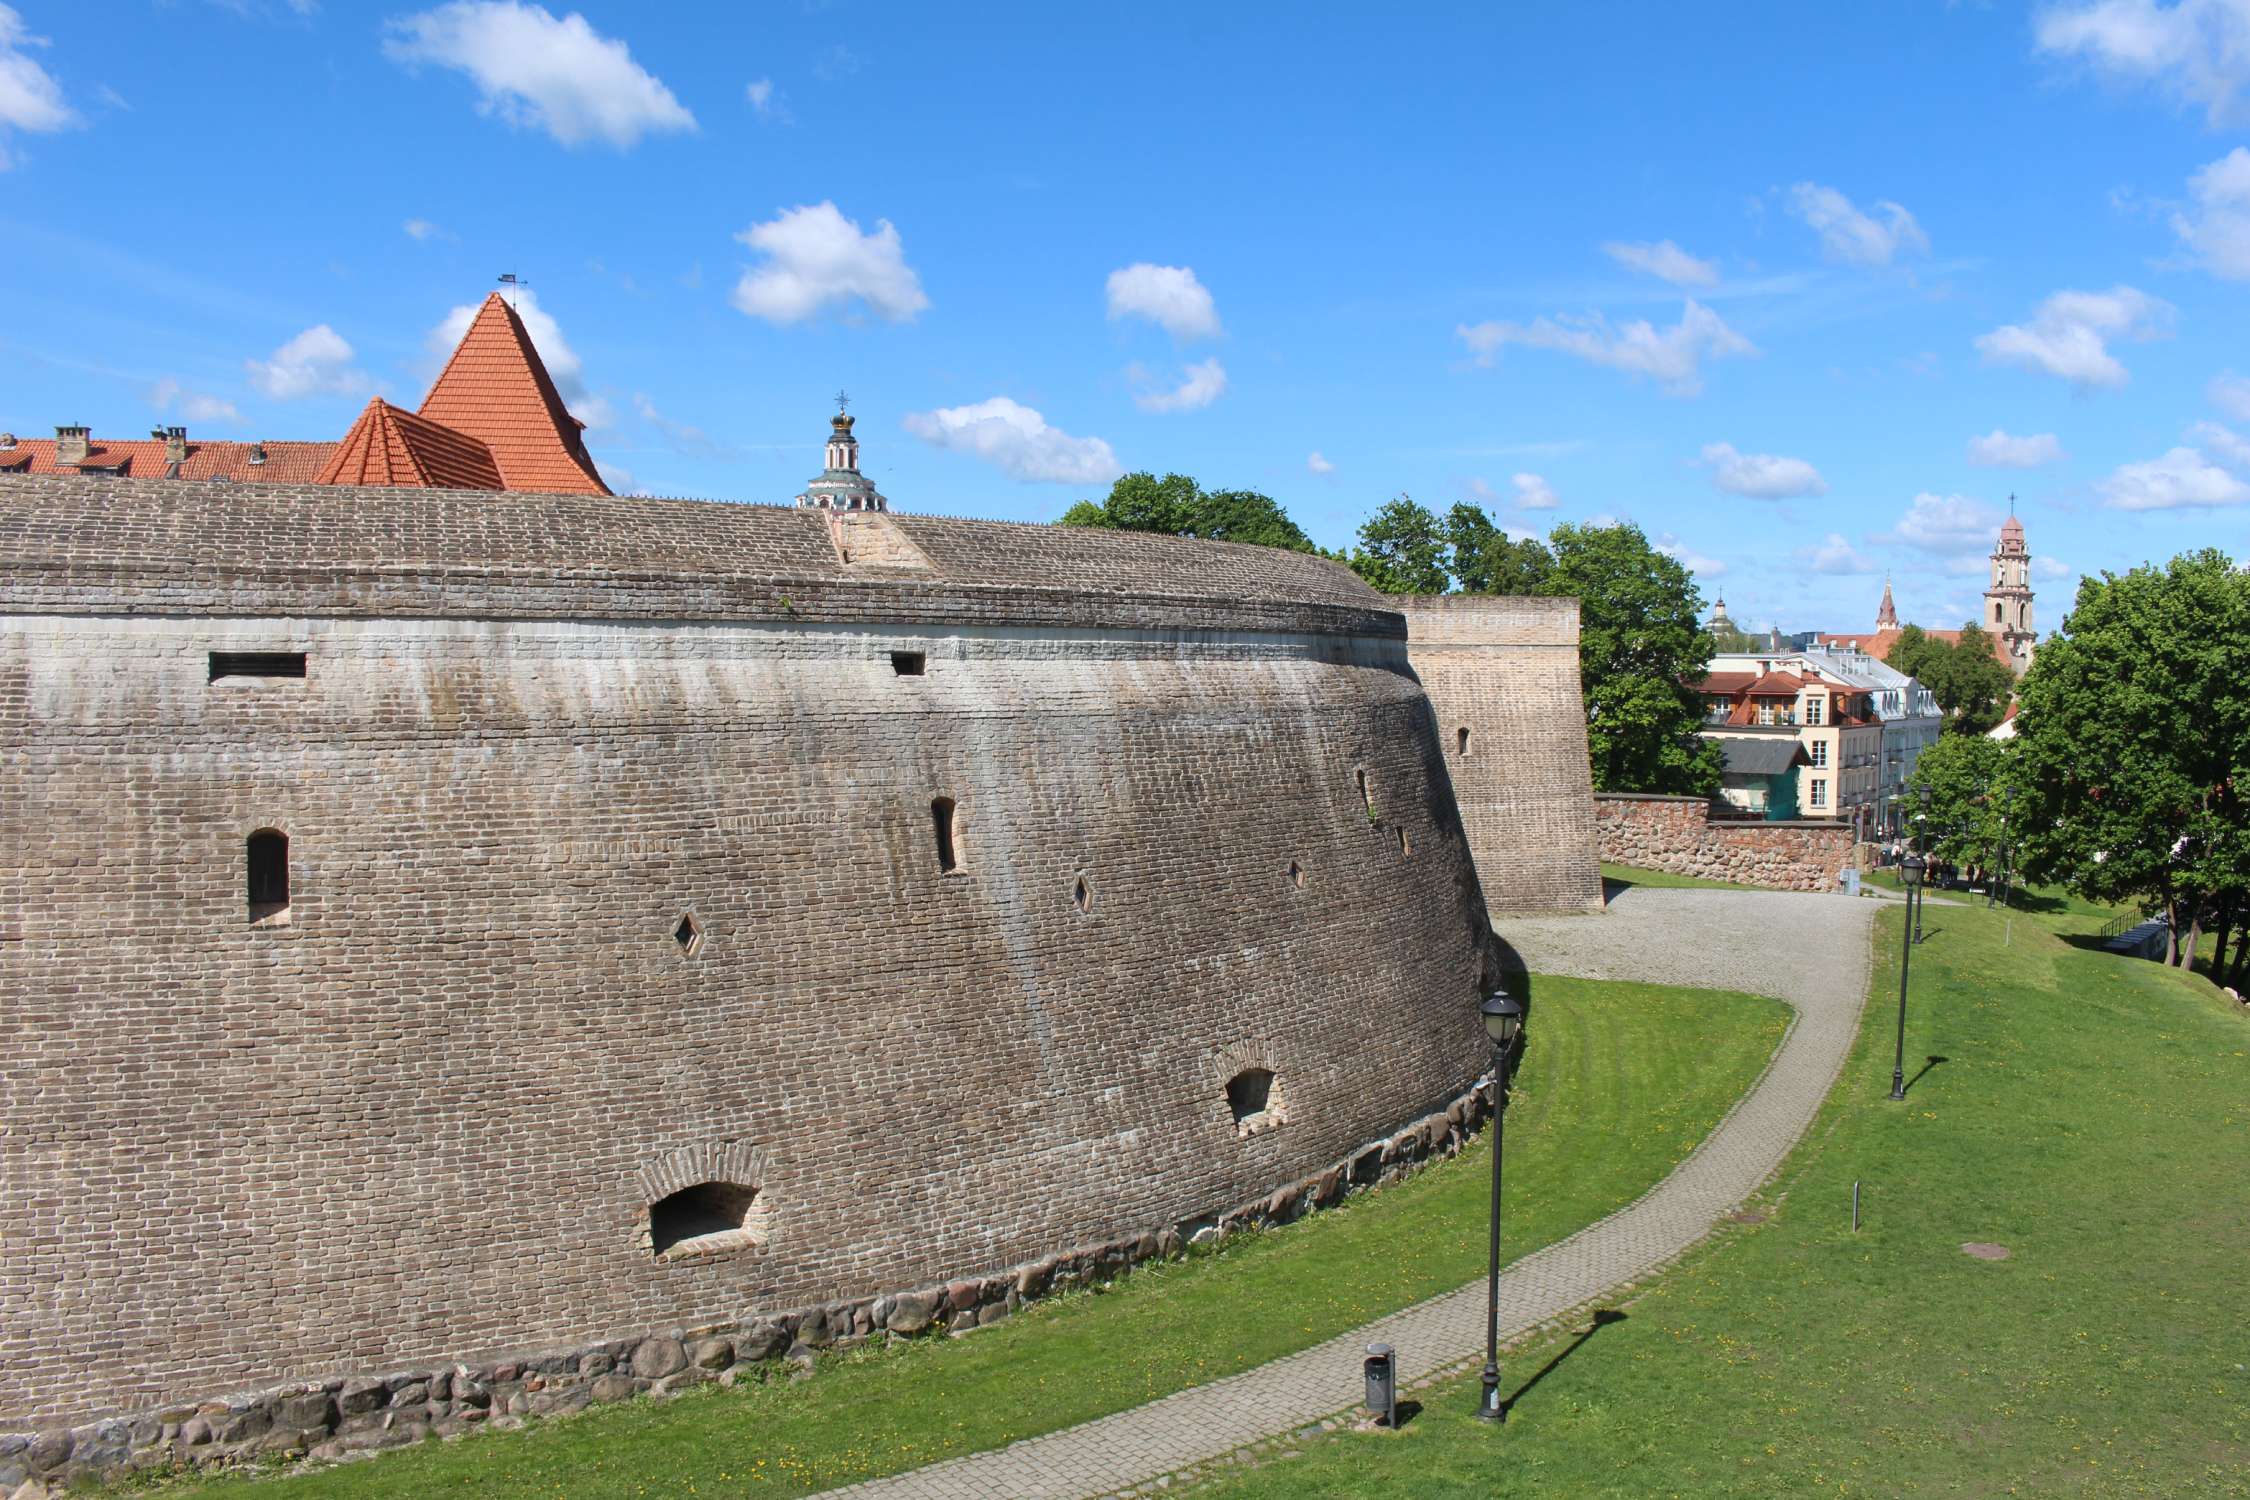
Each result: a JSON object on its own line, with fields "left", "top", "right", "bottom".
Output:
{"left": 0, "top": 476, "right": 1496, "bottom": 1428}
{"left": 1401, "top": 596, "right": 1604, "bottom": 913}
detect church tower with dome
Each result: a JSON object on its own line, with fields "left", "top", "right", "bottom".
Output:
{"left": 1984, "top": 505, "right": 2035, "bottom": 676}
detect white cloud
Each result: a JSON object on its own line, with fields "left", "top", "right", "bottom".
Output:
{"left": 1104, "top": 263, "right": 1220, "bottom": 341}
{"left": 1511, "top": 472, "right": 1560, "bottom": 510}
{"left": 0, "top": 4, "right": 77, "bottom": 169}
{"left": 1786, "top": 182, "right": 1929, "bottom": 267}
{"left": 903, "top": 397, "right": 1121, "bottom": 485}
{"left": 402, "top": 217, "right": 449, "bottom": 241}
{"left": 1131, "top": 357, "right": 1227, "bottom": 413}
{"left": 428, "top": 286, "right": 611, "bottom": 428}
{"left": 2034, "top": 555, "right": 2076, "bottom": 581}
{"left": 1884, "top": 492, "right": 2005, "bottom": 555}
{"left": 1656, "top": 533, "right": 1726, "bottom": 578}
{"left": 2187, "top": 418, "right": 2250, "bottom": 469}
{"left": 150, "top": 377, "right": 243, "bottom": 426}
{"left": 1797, "top": 532, "right": 1878, "bottom": 574}
{"left": 2172, "top": 147, "right": 2250, "bottom": 278}
{"left": 245, "top": 324, "right": 367, "bottom": 401}
{"left": 2099, "top": 446, "right": 2250, "bottom": 509}
{"left": 1456, "top": 299, "right": 1754, "bottom": 397}
{"left": 1700, "top": 441, "right": 1827, "bottom": 499}
{"left": 1600, "top": 238, "right": 1719, "bottom": 287}
{"left": 731, "top": 201, "right": 928, "bottom": 324}
{"left": 2210, "top": 369, "right": 2250, "bottom": 420}
{"left": 1306, "top": 451, "right": 1335, "bottom": 475}
{"left": 744, "top": 76, "right": 791, "bottom": 122}
{"left": 382, "top": 1, "right": 696, "bottom": 149}
{"left": 1967, "top": 429, "right": 2066, "bottom": 467}
{"left": 1973, "top": 286, "right": 2171, "bottom": 388}
{"left": 2036, "top": 0, "right": 2250, "bottom": 125}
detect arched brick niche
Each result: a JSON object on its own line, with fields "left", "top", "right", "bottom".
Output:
{"left": 637, "top": 1142, "right": 772, "bottom": 1261}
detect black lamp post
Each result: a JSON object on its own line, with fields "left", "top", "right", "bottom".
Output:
{"left": 1890, "top": 853, "right": 1923, "bottom": 1101}
{"left": 1477, "top": 988, "right": 1525, "bottom": 1423}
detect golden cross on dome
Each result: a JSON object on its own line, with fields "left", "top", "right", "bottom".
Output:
{"left": 835, "top": 389, "right": 850, "bottom": 415}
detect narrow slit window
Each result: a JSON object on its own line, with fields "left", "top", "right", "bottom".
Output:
{"left": 1356, "top": 767, "right": 1372, "bottom": 813}
{"left": 891, "top": 650, "right": 927, "bottom": 676}
{"left": 1457, "top": 726, "right": 1471, "bottom": 756}
{"left": 674, "top": 914, "right": 703, "bottom": 955}
{"left": 931, "top": 796, "right": 959, "bottom": 874}
{"left": 210, "top": 651, "right": 306, "bottom": 683}
{"left": 1398, "top": 826, "right": 1412, "bottom": 857}
{"left": 1073, "top": 875, "right": 1092, "bottom": 914}
{"left": 246, "top": 829, "right": 289, "bottom": 924}
{"left": 1287, "top": 859, "right": 1306, "bottom": 889}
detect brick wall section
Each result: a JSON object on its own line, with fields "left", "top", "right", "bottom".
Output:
{"left": 1594, "top": 793, "right": 1854, "bottom": 891}
{"left": 1400, "top": 596, "right": 1604, "bottom": 913}
{"left": 0, "top": 475, "right": 1504, "bottom": 1439}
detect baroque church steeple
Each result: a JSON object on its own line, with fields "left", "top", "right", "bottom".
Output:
{"left": 794, "top": 392, "right": 888, "bottom": 513}
{"left": 1984, "top": 497, "right": 2035, "bottom": 676}
{"left": 1875, "top": 574, "right": 1898, "bottom": 630}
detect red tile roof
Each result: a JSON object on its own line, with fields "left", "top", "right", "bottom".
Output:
{"left": 415, "top": 293, "right": 608, "bottom": 495}
{"left": 1817, "top": 627, "right": 1995, "bottom": 662}
{"left": 0, "top": 437, "right": 336, "bottom": 483}
{"left": 1746, "top": 671, "right": 1803, "bottom": 695}
{"left": 1697, "top": 671, "right": 1759, "bottom": 694}
{"left": 318, "top": 399, "right": 504, "bottom": 491}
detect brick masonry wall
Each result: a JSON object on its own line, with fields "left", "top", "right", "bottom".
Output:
{"left": 0, "top": 608, "right": 1499, "bottom": 1441}
{"left": 1400, "top": 597, "right": 1604, "bottom": 913}
{"left": 1593, "top": 793, "right": 1854, "bottom": 891}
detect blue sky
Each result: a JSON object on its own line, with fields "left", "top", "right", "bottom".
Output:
{"left": 4, "top": 1, "right": 2249, "bottom": 633}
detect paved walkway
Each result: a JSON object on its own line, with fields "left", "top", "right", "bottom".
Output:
{"left": 817, "top": 888, "right": 1875, "bottom": 1500}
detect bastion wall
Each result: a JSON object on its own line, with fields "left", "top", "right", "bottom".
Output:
{"left": 0, "top": 476, "right": 1512, "bottom": 1442}
{"left": 1594, "top": 792, "right": 1855, "bottom": 891}
{"left": 1400, "top": 596, "right": 1605, "bottom": 913}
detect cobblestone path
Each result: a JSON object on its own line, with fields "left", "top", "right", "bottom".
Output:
{"left": 816, "top": 888, "right": 1875, "bottom": 1500}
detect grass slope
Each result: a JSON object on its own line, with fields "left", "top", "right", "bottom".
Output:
{"left": 161, "top": 978, "right": 1785, "bottom": 1499}
{"left": 1194, "top": 901, "right": 2250, "bottom": 1498}
{"left": 1600, "top": 862, "right": 1764, "bottom": 893}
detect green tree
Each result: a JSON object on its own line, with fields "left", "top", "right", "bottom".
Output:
{"left": 1710, "top": 624, "right": 1765, "bottom": 654}
{"left": 1902, "top": 734, "right": 2012, "bottom": 880}
{"left": 1538, "top": 521, "right": 1720, "bottom": 796}
{"left": 1060, "top": 472, "right": 1317, "bottom": 553}
{"left": 1348, "top": 494, "right": 1452, "bottom": 595}
{"left": 1443, "top": 503, "right": 1500, "bottom": 592}
{"left": 2012, "top": 549, "right": 2250, "bottom": 968}
{"left": 1883, "top": 622, "right": 2015, "bottom": 735}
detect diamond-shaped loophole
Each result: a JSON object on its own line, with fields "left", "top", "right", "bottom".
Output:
{"left": 674, "top": 914, "right": 703, "bottom": 955}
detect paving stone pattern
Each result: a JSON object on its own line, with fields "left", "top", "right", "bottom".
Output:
{"left": 819, "top": 887, "right": 1875, "bottom": 1500}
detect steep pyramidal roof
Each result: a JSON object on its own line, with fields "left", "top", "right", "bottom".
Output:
{"left": 318, "top": 399, "right": 505, "bottom": 491}
{"left": 414, "top": 293, "right": 609, "bottom": 495}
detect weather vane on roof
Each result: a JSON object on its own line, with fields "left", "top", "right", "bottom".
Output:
{"left": 835, "top": 389, "right": 850, "bottom": 415}
{"left": 498, "top": 272, "right": 529, "bottom": 307}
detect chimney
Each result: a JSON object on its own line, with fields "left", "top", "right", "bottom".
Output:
{"left": 164, "top": 426, "right": 188, "bottom": 468}
{"left": 0, "top": 433, "right": 16, "bottom": 450}
{"left": 247, "top": 442, "right": 267, "bottom": 466}
{"left": 55, "top": 425, "right": 90, "bottom": 466}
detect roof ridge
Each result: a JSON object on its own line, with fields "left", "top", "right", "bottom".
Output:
{"left": 416, "top": 292, "right": 607, "bottom": 495}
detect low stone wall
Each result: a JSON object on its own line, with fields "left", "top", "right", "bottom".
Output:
{"left": 0, "top": 1079, "right": 1494, "bottom": 1491}
{"left": 1594, "top": 793, "right": 1853, "bottom": 892}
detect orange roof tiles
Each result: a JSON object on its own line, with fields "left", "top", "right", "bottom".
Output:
{"left": 318, "top": 399, "right": 504, "bottom": 491}
{"left": 414, "top": 293, "right": 608, "bottom": 495}
{"left": 0, "top": 437, "right": 337, "bottom": 483}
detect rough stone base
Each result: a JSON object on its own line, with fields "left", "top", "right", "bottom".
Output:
{"left": 0, "top": 1080, "right": 1494, "bottom": 1490}
{"left": 1594, "top": 793, "right": 1854, "bottom": 892}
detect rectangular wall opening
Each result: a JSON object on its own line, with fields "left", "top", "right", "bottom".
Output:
{"left": 891, "top": 650, "right": 927, "bottom": 676}
{"left": 931, "top": 796, "right": 959, "bottom": 873}
{"left": 210, "top": 651, "right": 307, "bottom": 683}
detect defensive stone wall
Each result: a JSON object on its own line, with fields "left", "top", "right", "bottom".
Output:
{"left": 1400, "top": 596, "right": 1604, "bottom": 913}
{"left": 1594, "top": 793, "right": 1854, "bottom": 891}
{"left": 0, "top": 476, "right": 1512, "bottom": 1472}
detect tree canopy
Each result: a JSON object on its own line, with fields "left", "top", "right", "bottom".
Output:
{"left": 1542, "top": 522, "right": 1721, "bottom": 796}
{"left": 1060, "top": 472, "right": 1319, "bottom": 554}
{"left": 1883, "top": 623, "right": 2016, "bottom": 735}
{"left": 1902, "top": 732, "right": 2013, "bottom": 878}
{"left": 1346, "top": 495, "right": 1452, "bottom": 595}
{"left": 2011, "top": 548, "right": 2250, "bottom": 969}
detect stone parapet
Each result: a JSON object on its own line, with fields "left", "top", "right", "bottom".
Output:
{"left": 1594, "top": 794, "right": 1853, "bottom": 891}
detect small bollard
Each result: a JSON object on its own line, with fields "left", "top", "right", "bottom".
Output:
{"left": 1363, "top": 1342, "right": 1397, "bottom": 1427}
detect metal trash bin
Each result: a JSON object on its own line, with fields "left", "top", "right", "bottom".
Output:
{"left": 1363, "top": 1342, "right": 1397, "bottom": 1427}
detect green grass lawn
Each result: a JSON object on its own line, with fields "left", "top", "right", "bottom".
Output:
{"left": 1191, "top": 898, "right": 2250, "bottom": 1497}
{"left": 154, "top": 976, "right": 1787, "bottom": 1499}
{"left": 1599, "top": 862, "right": 1762, "bottom": 893}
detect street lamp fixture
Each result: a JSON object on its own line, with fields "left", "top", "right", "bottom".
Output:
{"left": 1890, "top": 854, "right": 1923, "bottom": 1101}
{"left": 1477, "top": 988, "right": 1525, "bottom": 1423}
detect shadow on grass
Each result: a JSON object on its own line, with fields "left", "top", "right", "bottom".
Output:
{"left": 1903, "top": 1055, "right": 1948, "bottom": 1096}
{"left": 1499, "top": 1309, "right": 1626, "bottom": 1420}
